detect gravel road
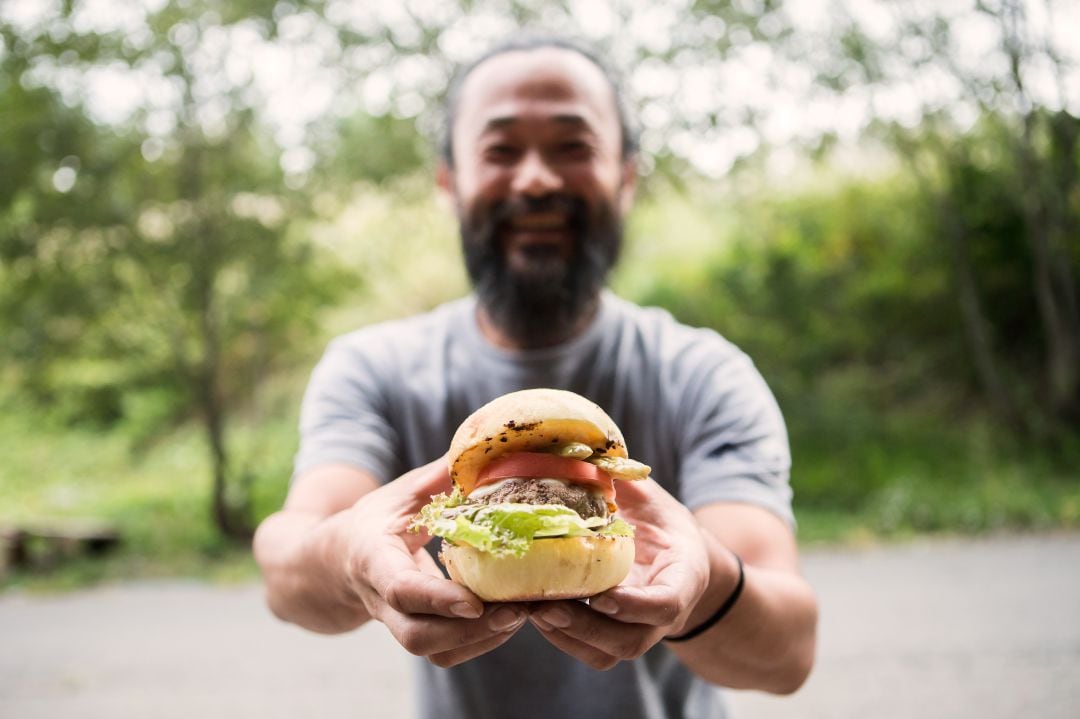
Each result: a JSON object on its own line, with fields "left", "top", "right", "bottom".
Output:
{"left": 2, "top": 533, "right": 1078, "bottom": 718}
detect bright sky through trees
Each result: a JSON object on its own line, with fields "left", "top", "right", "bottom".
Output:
{"left": 4, "top": 0, "right": 1078, "bottom": 179}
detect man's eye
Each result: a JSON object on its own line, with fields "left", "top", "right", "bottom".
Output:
{"left": 559, "top": 141, "right": 592, "bottom": 158}
{"left": 484, "top": 145, "right": 519, "bottom": 161}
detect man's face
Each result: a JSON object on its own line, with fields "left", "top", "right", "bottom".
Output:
{"left": 441, "top": 47, "right": 635, "bottom": 347}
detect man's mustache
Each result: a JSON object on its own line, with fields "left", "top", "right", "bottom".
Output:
{"left": 487, "top": 194, "right": 587, "bottom": 227}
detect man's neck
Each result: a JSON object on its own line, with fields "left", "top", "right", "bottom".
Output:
{"left": 475, "top": 297, "right": 601, "bottom": 351}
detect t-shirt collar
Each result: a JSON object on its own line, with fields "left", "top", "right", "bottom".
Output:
{"left": 457, "top": 290, "right": 613, "bottom": 368}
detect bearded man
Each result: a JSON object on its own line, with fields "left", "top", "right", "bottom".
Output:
{"left": 254, "top": 35, "right": 818, "bottom": 719}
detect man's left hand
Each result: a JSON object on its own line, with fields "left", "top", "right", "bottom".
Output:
{"left": 527, "top": 478, "right": 710, "bottom": 669}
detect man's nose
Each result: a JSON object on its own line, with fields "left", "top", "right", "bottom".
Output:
{"left": 511, "top": 150, "right": 564, "bottom": 197}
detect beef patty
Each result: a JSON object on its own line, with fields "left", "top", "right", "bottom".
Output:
{"left": 479, "top": 478, "right": 609, "bottom": 520}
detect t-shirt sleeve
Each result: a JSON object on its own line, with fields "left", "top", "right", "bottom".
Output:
{"left": 674, "top": 341, "right": 795, "bottom": 529}
{"left": 292, "top": 335, "right": 401, "bottom": 485}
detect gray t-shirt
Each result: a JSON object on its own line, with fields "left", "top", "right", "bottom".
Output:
{"left": 295, "top": 291, "right": 793, "bottom": 719}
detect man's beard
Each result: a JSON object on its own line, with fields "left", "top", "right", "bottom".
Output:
{"left": 460, "top": 193, "right": 621, "bottom": 349}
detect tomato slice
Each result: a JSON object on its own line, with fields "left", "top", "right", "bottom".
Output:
{"left": 476, "top": 452, "right": 616, "bottom": 506}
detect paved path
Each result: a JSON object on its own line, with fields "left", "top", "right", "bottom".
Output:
{"left": 2, "top": 534, "right": 1078, "bottom": 718}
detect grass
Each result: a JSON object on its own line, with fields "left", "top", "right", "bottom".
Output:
{"left": 0, "top": 400, "right": 297, "bottom": 592}
{"left": 789, "top": 405, "right": 1080, "bottom": 543}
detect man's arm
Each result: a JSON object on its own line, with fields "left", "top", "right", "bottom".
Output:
{"left": 665, "top": 502, "right": 817, "bottom": 693}
{"left": 528, "top": 481, "right": 817, "bottom": 693}
{"left": 253, "top": 463, "right": 381, "bottom": 634}
{"left": 253, "top": 459, "right": 530, "bottom": 666}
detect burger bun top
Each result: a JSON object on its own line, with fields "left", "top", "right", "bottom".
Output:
{"left": 449, "top": 388, "right": 626, "bottom": 496}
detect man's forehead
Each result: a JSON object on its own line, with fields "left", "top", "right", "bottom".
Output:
{"left": 455, "top": 47, "right": 620, "bottom": 135}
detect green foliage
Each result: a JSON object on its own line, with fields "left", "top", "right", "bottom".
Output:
{"left": 634, "top": 175, "right": 952, "bottom": 404}
{"left": 307, "top": 174, "right": 469, "bottom": 331}
{"left": 2, "top": 0, "right": 1078, "bottom": 580}
{"left": 0, "top": 101, "right": 350, "bottom": 430}
{"left": 876, "top": 108, "right": 1080, "bottom": 427}
{"left": 312, "top": 113, "right": 432, "bottom": 187}
{"left": 0, "top": 7, "right": 361, "bottom": 537}
{"left": 628, "top": 134, "right": 1078, "bottom": 540}
{"left": 0, "top": 396, "right": 295, "bottom": 589}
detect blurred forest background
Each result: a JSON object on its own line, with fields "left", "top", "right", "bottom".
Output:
{"left": 1, "top": 0, "right": 1078, "bottom": 587}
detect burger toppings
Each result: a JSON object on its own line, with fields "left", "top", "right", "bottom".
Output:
{"left": 478, "top": 452, "right": 612, "bottom": 485}
{"left": 584, "top": 454, "right": 652, "bottom": 480}
{"left": 554, "top": 442, "right": 594, "bottom": 459}
{"left": 475, "top": 452, "right": 617, "bottom": 509}
{"left": 475, "top": 477, "right": 609, "bottom": 520}
{"left": 412, "top": 391, "right": 649, "bottom": 560}
{"left": 551, "top": 442, "right": 652, "bottom": 479}
{"left": 422, "top": 388, "right": 642, "bottom": 599}
{"left": 412, "top": 450, "right": 645, "bottom": 557}
{"left": 412, "top": 491, "right": 634, "bottom": 558}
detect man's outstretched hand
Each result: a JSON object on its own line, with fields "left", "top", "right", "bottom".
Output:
{"left": 527, "top": 479, "right": 713, "bottom": 670}
{"left": 337, "top": 458, "right": 529, "bottom": 667}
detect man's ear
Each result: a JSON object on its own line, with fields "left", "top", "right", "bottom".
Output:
{"left": 618, "top": 156, "right": 638, "bottom": 217}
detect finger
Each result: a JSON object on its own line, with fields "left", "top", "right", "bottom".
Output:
{"left": 398, "top": 454, "right": 453, "bottom": 501}
{"left": 612, "top": 477, "right": 668, "bottom": 510}
{"left": 613, "top": 476, "right": 654, "bottom": 502}
{"left": 589, "top": 582, "right": 687, "bottom": 626}
{"left": 387, "top": 604, "right": 527, "bottom": 658}
{"left": 381, "top": 568, "right": 484, "bottom": 619}
{"left": 366, "top": 540, "right": 483, "bottom": 619}
{"left": 427, "top": 621, "right": 524, "bottom": 668}
{"left": 614, "top": 479, "right": 695, "bottom": 525}
{"left": 531, "top": 602, "right": 658, "bottom": 662}
{"left": 528, "top": 617, "right": 620, "bottom": 671}
{"left": 393, "top": 458, "right": 454, "bottom": 543}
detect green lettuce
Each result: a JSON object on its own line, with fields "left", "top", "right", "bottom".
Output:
{"left": 412, "top": 489, "right": 635, "bottom": 558}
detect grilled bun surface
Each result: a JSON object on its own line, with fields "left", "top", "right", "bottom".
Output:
{"left": 449, "top": 388, "right": 627, "bottom": 497}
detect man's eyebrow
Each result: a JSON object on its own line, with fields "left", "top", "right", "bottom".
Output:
{"left": 552, "top": 113, "right": 591, "bottom": 128}
{"left": 480, "top": 113, "right": 595, "bottom": 134}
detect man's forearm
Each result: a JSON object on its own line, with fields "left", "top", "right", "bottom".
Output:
{"left": 253, "top": 510, "right": 371, "bottom": 634}
{"left": 666, "top": 531, "right": 818, "bottom": 694}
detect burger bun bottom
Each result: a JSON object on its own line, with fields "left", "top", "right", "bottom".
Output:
{"left": 440, "top": 535, "right": 635, "bottom": 602}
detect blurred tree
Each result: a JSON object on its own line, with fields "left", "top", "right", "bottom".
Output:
{"left": 808, "top": 0, "right": 1080, "bottom": 432}
{"left": 3, "top": 0, "right": 1078, "bottom": 543}
{"left": 0, "top": 6, "right": 351, "bottom": 539}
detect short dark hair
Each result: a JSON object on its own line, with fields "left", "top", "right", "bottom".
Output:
{"left": 440, "top": 34, "right": 639, "bottom": 167}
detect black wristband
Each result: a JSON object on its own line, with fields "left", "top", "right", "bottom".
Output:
{"left": 665, "top": 553, "right": 745, "bottom": 643}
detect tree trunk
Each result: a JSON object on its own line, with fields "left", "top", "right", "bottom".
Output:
{"left": 942, "top": 202, "right": 1023, "bottom": 424}
{"left": 894, "top": 130, "right": 1025, "bottom": 427}
{"left": 1009, "top": 72, "right": 1080, "bottom": 420}
{"left": 1001, "top": 0, "right": 1080, "bottom": 421}
{"left": 177, "top": 124, "right": 253, "bottom": 541}
{"left": 198, "top": 260, "right": 252, "bottom": 541}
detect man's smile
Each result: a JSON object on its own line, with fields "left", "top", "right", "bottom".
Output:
{"left": 501, "top": 211, "right": 575, "bottom": 264}
{"left": 509, "top": 211, "right": 570, "bottom": 232}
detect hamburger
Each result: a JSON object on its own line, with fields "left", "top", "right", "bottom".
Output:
{"left": 412, "top": 388, "right": 650, "bottom": 602}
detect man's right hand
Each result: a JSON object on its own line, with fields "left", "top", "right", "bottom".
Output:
{"left": 338, "top": 458, "right": 529, "bottom": 666}
{"left": 255, "top": 458, "right": 528, "bottom": 668}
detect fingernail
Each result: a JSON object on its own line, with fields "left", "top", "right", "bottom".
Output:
{"left": 530, "top": 615, "right": 553, "bottom": 631}
{"left": 540, "top": 607, "right": 571, "bottom": 628}
{"left": 590, "top": 596, "right": 618, "bottom": 615}
{"left": 451, "top": 602, "right": 481, "bottom": 619}
{"left": 489, "top": 607, "right": 524, "bottom": 632}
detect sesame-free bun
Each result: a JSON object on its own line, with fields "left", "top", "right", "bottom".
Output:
{"left": 449, "top": 388, "right": 626, "bottom": 496}
{"left": 440, "top": 535, "right": 635, "bottom": 602}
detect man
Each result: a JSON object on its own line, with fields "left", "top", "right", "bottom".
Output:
{"left": 254, "top": 35, "right": 818, "bottom": 718}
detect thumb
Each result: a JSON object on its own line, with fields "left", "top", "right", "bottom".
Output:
{"left": 393, "top": 456, "right": 453, "bottom": 550}
{"left": 397, "top": 454, "right": 453, "bottom": 502}
{"left": 613, "top": 477, "right": 664, "bottom": 507}
{"left": 614, "top": 478, "right": 690, "bottom": 523}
